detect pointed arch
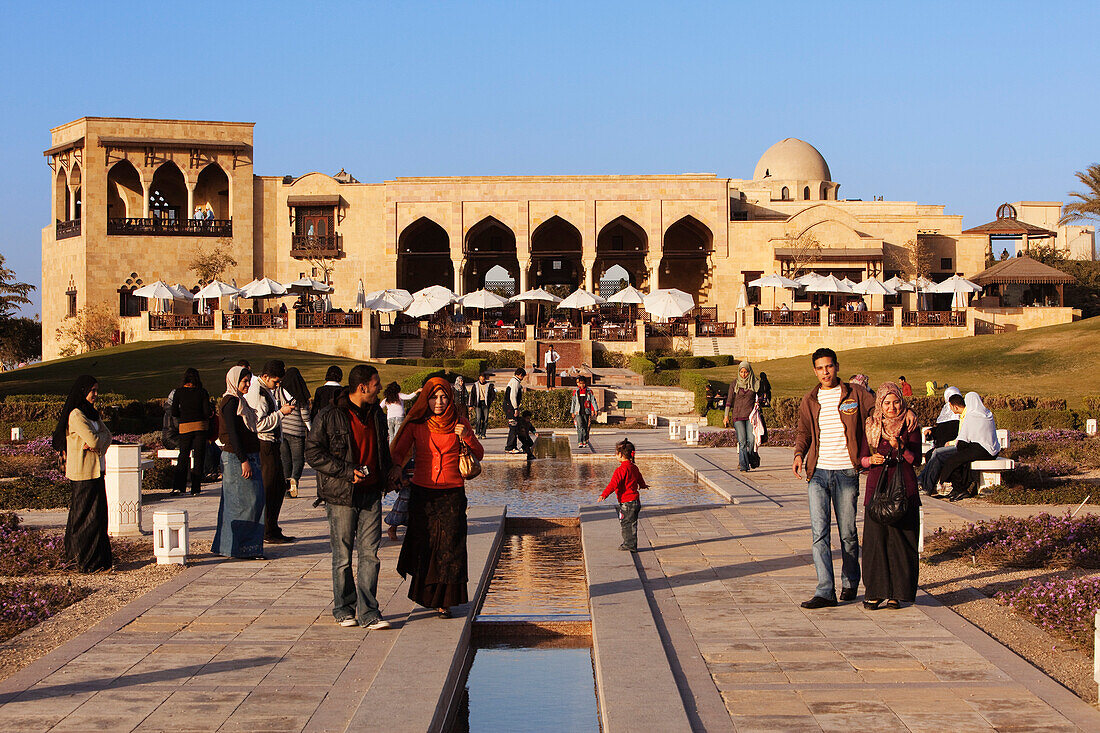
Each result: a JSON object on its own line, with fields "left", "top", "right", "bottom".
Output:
{"left": 150, "top": 161, "right": 187, "bottom": 220}
{"left": 660, "top": 215, "right": 713, "bottom": 299}
{"left": 530, "top": 215, "right": 583, "bottom": 294}
{"left": 106, "top": 159, "right": 143, "bottom": 220}
{"left": 464, "top": 216, "right": 518, "bottom": 295}
{"left": 194, "top": 162, "right": 229, "bottom": 219}
{"left": 398, "top": 217, "right": 454, "bottom": 292}
{"left": 69, "top": 162, "right": 82, "bottom": 220}
{"left": 596, "top": 215, "right": 649, "bottom": 291}
{"left": 54, "top": 165, "right": 68, "bottom": 222}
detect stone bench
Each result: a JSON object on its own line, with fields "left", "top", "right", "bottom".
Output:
{"left": 972, "top": 457, "right": 1015, "bottom": 489}
{"left": 157, "top": 448, "right": 195, "bottom": 469}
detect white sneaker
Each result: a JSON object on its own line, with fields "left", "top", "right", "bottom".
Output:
{"left": 337, "top": 617, "right": 358, "bottom": 627}
{"left": 365, "top": 618, "right": 392, "bottom": 630}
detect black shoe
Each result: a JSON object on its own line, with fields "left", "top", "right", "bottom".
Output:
{"left": 839, "top": 588, "right": 857, "bottom": 602}
{"left": 801, "top": 595, "right": 838, "bottom": 609}
{"left": 265, "top": 534, "right": 294, "bottom": 544}
{"left": 947, "top": 489, "right": 968, "bottom": 502}
{"left": 863, "top": 599, "right": 883, "bottom": 610}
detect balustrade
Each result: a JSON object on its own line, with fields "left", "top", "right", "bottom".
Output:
{"left": 222, "top": 312, "right": 288, "bottom": 329}
{"left": 107, "top": 218, "right": 232, "bottom": 236}
{"left": 753, "top": 309, "right": 821, "bottom": 326}
{"left": 291, "top": 234, "right": 343, "bottom": 258}
{"left": 478, "top": 324, "right": 525, "bottom": 342}
{"left": 295, "top": 311, "right": 362, "bottom": 328}
{"left": 591, "top": 324, "right": 637, "bottom": 342}
{"left": 901, "top": 310, "right": 966, "bottom": 327}
{"left": 56, "top": 219, "right": 81, "bottom": 239}
{"left": 148, "top": 313, "right": 214, "bottom": 330}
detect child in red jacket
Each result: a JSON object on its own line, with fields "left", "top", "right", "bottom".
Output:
{"left": 598, "top": 439, "right": 647, "bottom": 551}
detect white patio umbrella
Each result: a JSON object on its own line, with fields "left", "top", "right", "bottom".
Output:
{"left": 363, "top": 288, "right": 413, "bottom": 312}
{"left": 747, "top": 273, "right": 801, "bottom": 289}
{"left": 643, "top": 288, "right": 696, "bottom": 321}
{"left": 195, "top": 279, "right": 240, "bottom": 299}
{"left": 168, "top": 283, "right": 195, "bottom": 301}
{"left": 852, "top": 277, "right": 897, "bottom": 296}
{"left": 840, "top": 277, "right": 860, "bottom": 291}
{"left": 510, "top": 288, "right": 563, "bottom": 325}
{"left": 229, "top": 278, "right": 239, "bottom": 311}
{"left": 284, "top": 276, "right": 333, "bottom": 294}
{"left": 604, "top": 284, "right": 646, "bottom": 305}
{"left": 908, "top": 276, "right": 935, "bottom": 290}
{"left": 354, "top": 279, "right": 366, "bottom": 311}
{"left": 794, "top": 272, "right": 824, "bottom": 287}
{"left": 883, "top": 276, "right": 914, "bottom": 292}
{"left": 132, "top": 280, "right": 176, "bottom": 300}
{"left": 239, "top": 277, "right": 289, "bottom": 298}
{"left": 928, "top": 274, "right": 982, "bottom": 294}
{"left": 557, "top": 289, "right": 606, "bottom": 310}
{"left": 404, "top": 286, "right": 457, "bottom": 319}
{"left": 804, "top": 274, "right": 854, "bottom": 294}
{"left": 457, "top": 289, "right": 510, "bottom": 310}
{"left": 736, "top": 284, "right": 747, "bottom": 309}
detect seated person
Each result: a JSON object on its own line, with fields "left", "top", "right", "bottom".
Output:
{"left": 919, "top": 387, "right": 962, "bottom": 495}
{"left": 931, "top": 392, "right": 1000, "bottom": 501}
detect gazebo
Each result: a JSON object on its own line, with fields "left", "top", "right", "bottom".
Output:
{"left": 963, "top": 203, "right": 1056, "bottom": 259}
{"left": 971, "top": 254, "right": 1075, "bottom": 307}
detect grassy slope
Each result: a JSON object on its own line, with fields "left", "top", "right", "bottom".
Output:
{"left": 689, "top": 317, "right": 1100, "bottom": 405}
{"left": 0, "top": 341, "right": 419, "bottom": 401}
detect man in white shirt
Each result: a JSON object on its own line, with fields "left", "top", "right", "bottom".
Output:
{"left": 246, "top": 360, "right": 295, "bottom": 543}
{"left": 792, "top": 347, "right": 875, "bottom": 609}
{"left": 544, "top": 345, "right": 560, "bottom": 389}
{"left": 503, "top": 368, "right": 526, "bottom": 453}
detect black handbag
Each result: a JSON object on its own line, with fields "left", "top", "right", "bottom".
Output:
{"left": 867, "top": 456, "right": 909, "bottom": 525}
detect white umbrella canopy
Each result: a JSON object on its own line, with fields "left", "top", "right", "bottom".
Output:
{"left": 195, "top": 280, "right": 240, "bottom": 299}
{"left": 239, "top": 277, "right": 289, "bottom": 298}
{"left": 557, "top": 289, "right": 606, "bottom": 310}
{"left": 852, "top": 277, "right": 897, "bottom": 296}
{"left": 509, "top": 288, "right": 563, "bottom": 304}
{"left": 404, "top": 287, "right": 457, "bottom": 318}
{"left": 229, "top": 278, "right": 239, "bottom": 310}
{"left": 168, "top": 283, "right": 195, "bottom": 301}
{"left": 284, "top": 276, "right": 333, "bottom": 294}
{"left": 804, "top": 274, "right": 854, "bottom": 293}
{"left": 840, "top": 277, "right": 860, "bottom": 290}
{"left": 354, "top": 279, "right": 366, "bottom": 311}
{"left": 928, "top": 274, "right": 982, "bottom": 294}
{"left": 793, "top": 272, "right": 824, "bottom": 286}
{"left": 643, "top": 288, "right": 696, "bottom": 320}
{"left": 604, "top": 284, "right": 646, "bottom": 305}
{"left": 363, "top": 288, "right": 413, "bottom": 312}
{"left": 883, "top": 276, "right": 914, "bottom": 292}
{"left": 748, "top": 273, "right": 802, "bottom": 289}
{"left": 908, "top": 276, "right": 935, "bottom": 290}
{"left": 132, "top": 280, "right": 177, "bottom": 300}
{"left": 457, "top": 289, "right": 510, "bottom": 309}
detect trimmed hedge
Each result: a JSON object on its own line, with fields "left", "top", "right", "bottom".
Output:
{"left": 457, "top": 349, "right": 526, "bottom": 369}
{"left": 592, "top": 350, "right": 628, "bottom": 368}
{"left": 993, "top": 409, "right": 1079, "bottom": 431}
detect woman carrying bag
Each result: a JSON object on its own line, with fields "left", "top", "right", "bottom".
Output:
{"left": 858, "top": 382, "right": 921, "bottom": 609}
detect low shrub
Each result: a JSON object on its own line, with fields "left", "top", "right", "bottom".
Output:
{"left": 711, "top": 355, "right": 736, "bottom": 367}
{"left": 628, "top": 354, "right": 654, "bottom": 376}
{"left": 924, "top": 513, "right": 1100, "bottom": 568}
{"left": 698, "top": 426, "right": 795, "bottom": 448}
{"left": 994, "top": 409, "right": 1079, "bottom": 432}
{"left": 385, "top": 358, "right": 419, "bottom": 366}
{"left": 1084, "top": 396, "right": 1100, "bottom": 413}
{"left": 0, "top": 513, "right": 71, "bottom": 575}
{"left": 486, "top": 388, "right": 572, "bottom": 428}
{"left": 0, "top": 581, "right": 90, "bottom": 643}
{"left": 763, "top": 397, "right": 801, "bottom": 429}
{"left": 0, "top": 476, "right": 71, "bottom": 510}
{"left": 997, "top": 575, "right": 1100, "bottom": 649}
{"left": 400, "top": 368, "right": 446, "bottom": 392}
{"left": 458, "top": 349, "right": 525, "bottom": 369}
{"left": 644, "top": 370, "right": 681, "bottom": 386}
{"left": 142, "top": 459, "right": 175, "bottom": 495}
{"left": 592, "top": 350, "right": 628, "bottom": 369}
{"left": 985, "top": 481, "right": 1100, "bottom": 505}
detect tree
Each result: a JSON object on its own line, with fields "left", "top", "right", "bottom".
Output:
{"left": 1059, "top": 164, "right": 1100, "bottom": 226}
{"left": 903, "top": 237, "right": 936, "bottom": 279}
{"left": 0, "top": 316, "right": 41, "bottom": 369}
{"left": 55, "top": 303, "right": 119, "bottom": 357}
{"left": 780, "top": 229, "right": 821, "bottom": 278}
{"left": 188, "top": 242, "right": 237, "bottom": 284}
{"left": 0, "top": 254, "right": 34, "bottom": 319}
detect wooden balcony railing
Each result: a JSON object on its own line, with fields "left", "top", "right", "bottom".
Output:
{"left": 149, "top": 313, "right": 214, "bottom": 330}
{"left": 56, "top": 219, "right": 81, "bottom": 239}
{"left": 478, "top": 325, "right": 525, "bottom": 342}
{"left": 537, "top": 325, "right": 581, "bottom": 341}
{"left": 427, "top": 322, "right": 471, "bottom": 338}
{"left": 222, "top": 312, "right": 288, "bottom": 329}
{"left": 695, "top": 321, "right": 736, "bottom": 337}
{"left": 832, "top": 310, "right": 894, "bottom": 326}
{"left": 296, "top": 311, "right": 362, "bottom": 328}
{"left": 107, "top": 218, "right": 232, "bottom": 236}
{"left": 379, "top": 322, "right": 422, "bottom": 339}
{"left": 591, "top": 324, "right": 637, "bottom": 342}
{"left": 754, "top": 309, "right": 821, "bottom": 326}
{"left": 902, "top": 310, "right": 966, "bottom": 327}
{"left": 291, "top": 234, "right": 343, "bottom": 258}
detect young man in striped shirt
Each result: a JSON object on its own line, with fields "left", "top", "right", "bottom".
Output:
{"left": 792, "top": 347, "right": 876, "bottom": 609}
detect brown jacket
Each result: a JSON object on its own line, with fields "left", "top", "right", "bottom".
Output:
{"left": 65, "top": 410, "right": 113, "bottom": 481}
{"left": 793, "top": 382, "right": 875, "bottom": 479}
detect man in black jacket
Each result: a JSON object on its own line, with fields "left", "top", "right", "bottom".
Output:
{"left": 468, "top": 372, "right": 496, "bottom": 439}
{"left": 305, "top": 364, "right": 393, "bottom": 630}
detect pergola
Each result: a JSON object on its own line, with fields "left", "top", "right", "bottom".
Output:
{"left": 963, "top": 203, "right": 1056, "bottom": 258}
{"left": 971, "top": 254, "right": 1075, "bottom": 307}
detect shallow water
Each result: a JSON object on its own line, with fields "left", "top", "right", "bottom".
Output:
{"left": 464, "top": 457, "right": 716, "bottom": 517}
{"left": 479, "top": 526, "right": 587, "bottom": 617}
{"left": 450, "top": 640, "right": 598, "bottom": 733}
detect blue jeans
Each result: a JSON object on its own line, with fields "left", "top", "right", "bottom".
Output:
{"left": 575, "top": 412, "right": 591, "bottom": 444}
{"left": 919, "top": 445, "right": 957, "bottom": 493}
{"left": 733, "top": 420, "right": 754, "bottom": 470}
{"left": 280, "top": 434, "right": 305, "bottom": 482}
{"left": 807, "top": 468, "right": 860, "bottom": 599}
{"left": 326, "top": 497, "right": 383, "bottom": 624}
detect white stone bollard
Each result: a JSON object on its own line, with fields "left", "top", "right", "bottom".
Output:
{"left": 647, "top": 413, "right": 658, "bottom": 427}
{"left": 684, "top": 422, "right": 699, "bottom": 446}
{"left": 668, "top": 420, "right": 682, "bottom": 440}
{"left": 10, "top": 427, "right": 23, "bottom": 441}
{"left": 105, "top": 444, "right": 143, "bottom": 537}
{"left": 153, "top": 510, "right": 189, "bottom": 565}
{"left": 1088, "top": 419, "right": 1098, "bottom": 436}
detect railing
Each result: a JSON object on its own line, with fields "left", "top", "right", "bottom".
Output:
{"left": 427, "top": 322, "right": 471, "bottom": 338}
{"left": 479, "top": 324, "right": 525, "bottom": 342}
{"left": 645, "top": 321, "right": 693, "bottom": 337}
{"left": 690, "top": 306, "right": 718, "bottom": 322}
{"left": 537, "top": 325, "right": 581, "bottom": 341}
{"left": 291, "top": 234, "right": 343, "bottom": 258}
{"left": 56, "top": 219, "right": 81, "bottom": 239}
{"left": 149, "top": 313, "right": 214, "bottom": 330}
{"left": 107, "top": 218, "right": 232, "bottom": 236}
{"left": 695, "top": 321, "right": 736, "bottom": 337}
{"left": 222, "top": 312, "right": 288, "bottom": 329}
{"left": 296, "top": 311, "right": 362, "bottom": 328}
{"left": 754, "top": 309, "right": 821, "bottom": 326}
{"left": 833, "top": 310, "right": 894, "bottom": 326}
{"left": 379, "top": 322, "right": 422, "bottom": 339}
{"left": 592, "top": 324, "right": 637, "bottom": 342}
{"left": 902, "top": 310, "right": 966, "bottom": 327}
{"left": 974, "top": 319, "right": 1009, "bottom": 335}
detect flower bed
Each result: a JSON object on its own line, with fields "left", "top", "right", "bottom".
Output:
{"left": 698, "top": 427, "right": 794, "bottom": 448}
{"left": 0, "top": 581, "right": 89, "bottom": 643}
{"left": 0, "top": 513, "right": 72, "bottom": 575}
{"left": 925, "top": 513, "right": 1100, "bottom": 568}
{"left": 998, "top": 575, "right": 1100, "bottom": 649}
{"left": 985, "top": 480, "right": 1100, "bottom": 506}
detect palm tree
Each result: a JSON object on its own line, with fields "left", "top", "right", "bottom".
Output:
{"left": 1059, "top": 164, "right": 1100, "bottom": 225}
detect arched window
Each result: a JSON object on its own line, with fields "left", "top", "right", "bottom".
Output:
{"left": 803, "top": 186, "right": 811, "bottom": 200}
{"left": 781, "top": 187, "right": 790, "bottom": 201}
{"left": 821, "top": 183, "right": 829, "bottom": 201}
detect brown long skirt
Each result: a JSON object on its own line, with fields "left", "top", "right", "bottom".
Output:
{"left": 862, "top": 501, "right": 920, "bottom": 602}
{"left": 397, "top": 484, "right": 469, "bottom": 609}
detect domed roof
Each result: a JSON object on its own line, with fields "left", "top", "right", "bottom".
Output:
{"left": 753, "top": 138, "right": 831, "bottom": 182}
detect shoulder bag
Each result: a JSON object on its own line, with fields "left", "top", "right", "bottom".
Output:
{"left": 867, "top": 456, "right": 908, "bottom": 525}
{"left": 458, "top": 439, "right": 481, "bottom": 480}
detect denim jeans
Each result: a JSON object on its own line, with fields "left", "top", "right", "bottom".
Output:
{"left": 619, "top": 499, "right": 640, "bottom": 550}
{"left": 326, "top": 497, "right": 383, "bottom": 624}
{"left": 807, "top": 467, "right": 860, "bottom": 599}
{"left": 733, "top": 420, "right": 754, "bottom": 470}
{"left": 387, "top": 416, "right": 402, "bottom": 443}
{"left": 575, "top": 412, "right": 591, "bottom": 445}
{"left": 280, "top": 434, "right": 306, "bottom": 483}
{"left": 918, "top": 445, "right": 957, "bottom": 493}
{"left": 474, "top": 405, "right": 489, "bottom": 437}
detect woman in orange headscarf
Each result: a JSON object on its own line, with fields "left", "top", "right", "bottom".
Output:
{"left": 390, "top": 377, "right": 484, "bottom": 617}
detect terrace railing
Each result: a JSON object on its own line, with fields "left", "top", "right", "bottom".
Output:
{"left": 901, "top": 310, "right": 966, "bottom": 327}
{"left": 591, "top": 323, "right": 637, "bottom": 342}
{"left": 537, "top": 325, "right": 581, "bottom": 341}
{"left": 296, "top": 311, "right": 362, "bottom": 328}
{"left": 291, "top": 234, "right": 343, "bottom": 258}
{"left": 56, "top": 219, "right": 81, "bottom": 239}
{"left": 107, "top": 218, "right": 232, "bottom": 236}
{"left": 832, "top": 310, "right": 894, "bottom": 326}
{"left": 479, "top": 324, "right": 525, "bottom": 342}
{"left": 149, "top": 313, "right": 214, "bottom": 330}
{"left": 754, "top": 309, "right": 820, "bottom": 326}
{"left": 695, "top": 321, "right": 736, "bottom": 336}
{"left": 379, "top": 322, "right": 422, "bottom": 339}
{"left": 223, "top": 312, "right": 288, "bottom": 329}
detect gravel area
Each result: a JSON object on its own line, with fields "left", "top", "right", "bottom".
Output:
{"left": 920, "top": 557, "right": 1098, "bottom": 704}
{"left": 0, "top": 536, "right": 184, "bottom": 681}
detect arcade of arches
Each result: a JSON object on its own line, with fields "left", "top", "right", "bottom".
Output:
{"left": 529, "top": 216, "right": 583, "bottom": 297}
{"left": 660, "top": 216, "right": 713, "bottom": 299}
{"left": 463, "top": 217, "right": 520, "bottom": 295}
{"left": 398, "top": 217, "right": 454, "bottom": 294}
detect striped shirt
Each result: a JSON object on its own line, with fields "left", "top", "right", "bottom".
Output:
{"left": 816, "top": 386, "right": 854, "bottom": 470}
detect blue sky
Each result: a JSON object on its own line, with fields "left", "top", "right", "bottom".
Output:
{"left": 3, "top": 0, "right": 1097, "bottom": 315}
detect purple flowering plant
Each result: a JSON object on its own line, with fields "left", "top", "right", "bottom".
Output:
{"left": 925, "top": 513, "right": 1100, "bottom": 569}
{"left": 0, "top": 581, "right": 88, "bottom": 643}
{"left": 0, "top": 512, "right": 73, "bottom": 575}
{"left": 998, "top": 575, "right": 1100, "bottom": 650}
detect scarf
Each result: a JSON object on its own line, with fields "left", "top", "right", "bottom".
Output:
{"left": 399, "top": 377, "right": 459, "bottom": 438}
{"left": 281, "top": 367, "right": 310, "bottom": 405}
{"left": 222, "top": 366, "right": 258, "bottom": 432}
{"left": 957, "top": 391, "right": 1000, "bottom": 456}
{"left": 734, "top": 360, "right": 760, "bottom": 393}
{"left": 936, "top": 386, "right": 962, "bottom": 423}
{"left": 865, "top": 381, "right": 916, "bottom": 449}
{"left": 52, "top": 374, "right": 100, "bottom": 453}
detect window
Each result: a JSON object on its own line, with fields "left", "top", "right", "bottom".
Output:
{"left": 803, "top": 186, "right": 810, "bottom": 200}
{"left": 743, "top": 271, "right": 762, "bottom": 306}
{"left": 118, "top": 288, "right": 144, "bottom": 317}
{"left": 940, "top": 257, "right": 952, "bottom": 270}
{"left": 781, "top": 187, "right": 790, "bottom": 201}
{"left": 66, "top": 289, "right": 77, "bottom": 318}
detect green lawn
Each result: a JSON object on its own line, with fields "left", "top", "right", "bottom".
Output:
{"left": 0, "top": 341, "right": 419, "bottom": 401}
{"left": 688, "top": 317, "right": 1100, "bottom": 405}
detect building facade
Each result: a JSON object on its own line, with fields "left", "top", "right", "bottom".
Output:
{"left": 42, "top": 118, "right": 1082, "bottom": 362}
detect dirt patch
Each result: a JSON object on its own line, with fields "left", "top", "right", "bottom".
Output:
{"left": 920, "top": 557, "right": 1098, "bottom": 704}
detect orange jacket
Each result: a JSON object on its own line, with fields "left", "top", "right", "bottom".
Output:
{"left": 392, "top": 421, "right": 484, "bottom": 489}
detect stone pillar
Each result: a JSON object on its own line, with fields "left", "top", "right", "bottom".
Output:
{"left": 186, "top": 179, "right": 195, "bottom": 219}
{"left": 452, "top": 258, "right": 464, "bottom": 295}
{"left": 820, "top": 305, "right": 830, "bottom": 330}
{"left": 66, "top": 178, "right": 75, "bottom": 221}
{"left": 105, "top": 444, "right": 143, "bottom": 538}
{"left": 584, "top": 258, "right": 596, "bottom": 292}
{"left": 141, "top": 179, "right": 151, "bottom": 219}
{"left": 636, "top": 318, "right": 646, "bottom": 351}
{"left": 470, "top": 320, "right": 481, "bottom": 347}
{"left": 519, "top": 259, "right": 530, "bottom": 293}
{"left": 650, "top": 261, "right": 660, "bottom": 291}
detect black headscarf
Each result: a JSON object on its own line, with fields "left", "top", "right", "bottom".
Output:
{"left": 52, "top": 375, "right": 100, "bottom": 453}
{"left": 281, "top": 367, "right": 310, "bottom": 405}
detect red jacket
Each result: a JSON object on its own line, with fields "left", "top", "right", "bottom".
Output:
{"left": 391, "top": 421, "right": 484, "bottom": 489}
{"left": 601, "top": 460, "right": 647, "bottom": 503}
